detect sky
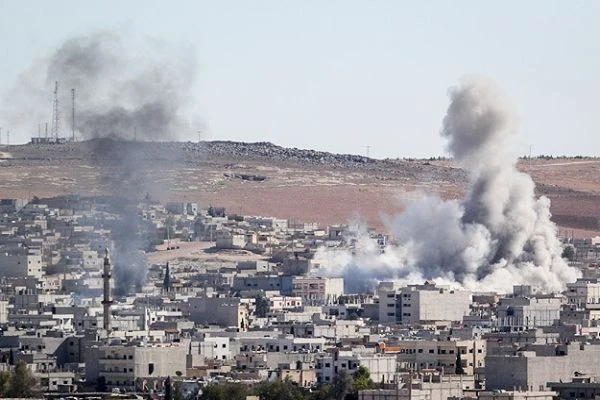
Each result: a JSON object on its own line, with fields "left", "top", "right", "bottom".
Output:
{"left": 0, "top": 1, "right": 599, "bottom": 159}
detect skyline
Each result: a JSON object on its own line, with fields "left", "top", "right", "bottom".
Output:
{"left": 1, "top": 1, "right": 599, "bottom": 158}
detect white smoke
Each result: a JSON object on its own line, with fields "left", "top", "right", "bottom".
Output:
{"left": 313, "top": 77, "right": 580, "bottom": 293}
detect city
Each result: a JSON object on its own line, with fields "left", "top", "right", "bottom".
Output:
{"left": 0, "top": 193, "right": 598, "bottom": 399}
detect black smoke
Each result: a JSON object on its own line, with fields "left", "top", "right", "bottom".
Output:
{"left": 2, "top": 29, "right": 199, "bottom": 294}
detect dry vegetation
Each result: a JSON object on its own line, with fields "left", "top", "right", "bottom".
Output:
{"left": 0, "top": 140, "right": 597, "bottom": 237}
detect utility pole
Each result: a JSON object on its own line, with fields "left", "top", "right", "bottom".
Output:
{"left": 0, "top": 128, "right": 2, "bottom": 145}
{"left": 6, "top": 130, "right": 9, "bottom": 145}
{"left": 365, "top": 145, "right": 371, "bottom": 158}
{"left": 45, "top": 123, "right": 48, "bottom": 138}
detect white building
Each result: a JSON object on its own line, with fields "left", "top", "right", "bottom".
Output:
{"left": 378, "top": 282, "right": 471, "bottom": 324}
{"left": 197, "top": 336, "right": 233, "bottom": 361}
{"left": 316, "top": 349, "right": 397, "bottom": 384}
{"left": 267, "top": 295, "right": 303, "bottom": 311}
{"left": 0, "top": 299, "right": 8, "bottom": 324}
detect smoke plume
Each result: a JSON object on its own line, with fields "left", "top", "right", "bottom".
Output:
{"left": 1, "top": 29, "right": 199, "bottom": 294}
{"left": 314, "top": 77, "right": 580, "bottom": 293}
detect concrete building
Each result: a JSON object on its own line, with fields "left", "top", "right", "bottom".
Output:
{"left": 496, "top": 296, "right": 564, "bottom": 329}
{"left": 0, "top": 299, "right": 8, "bottom": 324}
{"left": 380, "top": 339, "right": 486, "bottom": 375}
{"left": 188, "top": 297, "right": 249, "bottom": 330}
{"left": 0, "top": 253, "right": 44, "bottom": 278}
{"left": 379, "top": 282, "right": 471, "bottom": 324}
{"left": 476, "top": 391, "right": 556, "bottom": 400}
{"left": 548, "top": 377, "right": 600, "bottom": 400}
{"left": 267, "top": 295, "right": 303, "bottom": 312}
{"left": 486, "top": 342, "right": 600, "bottom": 391}
{"left": 233, "top": 275, "right": 294, "bottom": 293}
{"left": 565, "top": 278, "right": 600, "bottom": 307}
{"left": 215, "top": 230, "right": 246, "bottom": 249}
{"left": 197, "top": 336, "right": 233, "bottom": 361}
{"left": 316, "top": 349, "right": 396, "bottom": 384}
{"left": 87, "top": 343, "right": 188, "bottom": 391}
{"left": 292, "top": 277, "right": 344, "bottom": 305}
{"left": 359, "top": 374, "right": 475, "bottom": 400}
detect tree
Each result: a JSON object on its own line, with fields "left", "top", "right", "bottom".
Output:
{"left": 96, "top": 376, "right": 107, "bottom": 392}
{"left": 253, "top": 379, "right": 305, "bottom": 400}
{"left": 308, "top": 384, "right": 332, "bottom": 400}
{"left": 352, "top": 366, "right": 373, "bottom": 392}
{"left": 199, "top": 382, "right": 248, "bottom": 400}
{"left": 562, "top": 245, "right": 576, "bottom": 262}
{"left": 164, "top": 376, "right": 173, "bottom": 400}
{"left": 332, "top": 370, "right": 352, "bottom": 400}
{"left": 7, "top": 361, "right": 37, "bottom": 398}
{"left": 255, "top": 293, "right": 270, "bottom": 318}
{"left": 455, "top": 352, "right": 465, "bottom": 375}
{"left": 0, "top": 370, "right": 11, "bottom": 397}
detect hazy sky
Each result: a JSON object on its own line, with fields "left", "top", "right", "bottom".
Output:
{"left": 1, "top": 1, "right": 599, "bottom": 158}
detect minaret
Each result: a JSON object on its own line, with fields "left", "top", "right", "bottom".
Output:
{"left": 101, "top": 248, "right": 113, "bottom": 331}
{"left": 163, "top": 262, "right": 171, "bottom": 293}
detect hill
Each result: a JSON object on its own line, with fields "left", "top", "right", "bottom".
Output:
{"left": 0, "top": 140, "right": 598, "bottom": 237}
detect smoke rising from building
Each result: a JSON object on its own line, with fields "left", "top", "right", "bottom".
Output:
{"left": 1, "top": 29, "right": 199, "bottom": 294}
{"left": 314, "top": 77, "right": 580, "bottom": 293}
{"left": 51, "top": 30, "right": 196, "bottom": 140}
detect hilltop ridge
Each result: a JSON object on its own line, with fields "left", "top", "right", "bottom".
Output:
{"left": 0, "top": 140, "right": 598, "bottom": 236}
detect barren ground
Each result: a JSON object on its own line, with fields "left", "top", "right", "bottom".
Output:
{"left": 0, "top": 141, "right": 597, "bottom": 238}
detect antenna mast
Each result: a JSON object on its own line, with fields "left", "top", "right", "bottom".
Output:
{"left": 71, "top": 88, "right": 76, "bottom": 142}
{"left": 51, "top": 81, "right": 60, "bottom": 139}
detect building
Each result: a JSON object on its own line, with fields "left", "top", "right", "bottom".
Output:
{"left": 485, "top": 342, "right": 600, "bottom": 391}
{"left": 0, "top": 299, "right": 8, "bottom": 324}
{"left": 381, "top": 339, "right": 486, "bottom": 375}
{"left": 316, "top": 349, "right": 396, "bottom": 384}
{"left": 565, "top": 278, "right": 600, "bottom": 307}
{"left": 359, "top": 373, "right": 475, "bottom": 400}
{"left": 496, "top": 296, "right": 564, "bottom": 329}
{"left": 378, "top": 282, "right": 471, "bottom": 324}
{"left": 292, "top": 277, "right": 344, "bottom": 305}
{"left": 87, "top": 343, "right": 188, "bottom": 391}
{"left": 188, "top": 297, "right": 249, "bottom": 330}
{"left": 215, "top": 230, "right": 247, "bottom": 249}
{"left": 548, "top": 377, "right": 600, "bottom": 400}
{"left": 0, "top": 254, "right": 44, "bottom": 278}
